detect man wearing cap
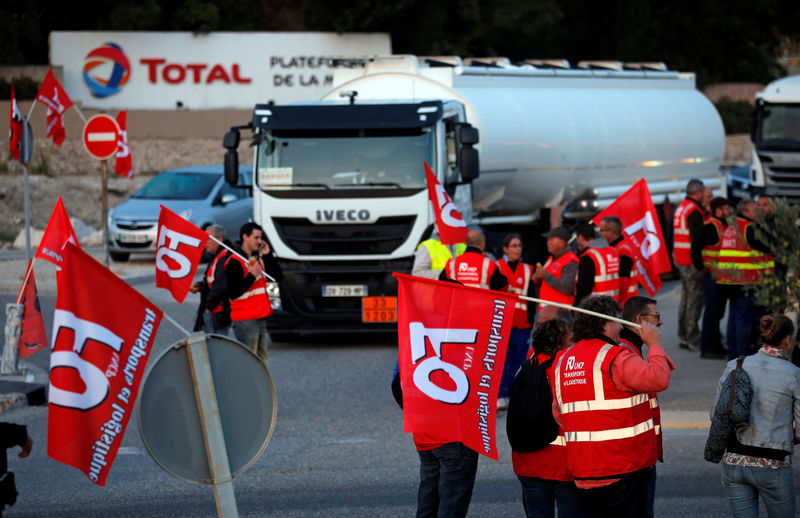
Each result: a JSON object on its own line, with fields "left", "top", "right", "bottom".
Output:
{"left": 532, "top": 226, "right": 579, "bottom": 310}
{"left": 573, "top": 223, "right": 620, "bottom": 306}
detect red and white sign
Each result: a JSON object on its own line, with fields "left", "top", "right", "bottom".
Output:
{"left": 395, "top": 272, "right": 517, "bottom": 460}
{"left": 49, "top": 244, "right": 163, "bottom": 486}
{"left": 155, "top": 205, "right": 209, "bottom": 303}
{"left": 82, "top": 114, "right": 120, "bottom": 159}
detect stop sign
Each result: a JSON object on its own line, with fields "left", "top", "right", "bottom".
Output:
{"left": 82, "top": 114, "right": 120, "bottom": 160}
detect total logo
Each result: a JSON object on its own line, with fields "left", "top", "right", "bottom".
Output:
{"left": 83, "top": 43, "right": 131, "bottom": 98}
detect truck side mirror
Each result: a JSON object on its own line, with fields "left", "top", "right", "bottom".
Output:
{"left": 458, "top": 125, "right": 479, "bottom": 146}
{"left": 459, "top": 148, "right": 479, "bottom": 182}
{"left": 224, "top": 150, "right": 239, "bottom": 185}
{"left": 223, "top": 129, "right": 240, "bottom": 150}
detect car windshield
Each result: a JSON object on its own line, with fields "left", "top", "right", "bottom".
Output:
{"left": 132, "top": 172, "right": 220, "bottom": 200}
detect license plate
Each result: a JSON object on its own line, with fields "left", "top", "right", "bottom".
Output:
{"left": 362, "top": 296, "right": 397, "bottom": 323}
{"left": 118, "top": 233, "right": 150, "bottom": 243}
{"left": 322, "top": 284, "right": 367, "bottom": 297}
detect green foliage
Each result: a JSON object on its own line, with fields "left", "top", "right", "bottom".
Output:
{"left": 30, "top": 154, "right": 50, "bottom": 176}
{"left": 172, "top": 0, "right": 220, "bottom": 32}
{"left": 751, "top": 198, "right": 800, "bottom": 317}
{"left": 715, "top": 98, "right": 753, "bottom": 135}
{"left": 108, "top": 0, "right": 162, "bottom": 30}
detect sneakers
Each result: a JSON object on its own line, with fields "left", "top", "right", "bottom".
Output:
{"left": 497, "top": 397, "right": 509, "bottom": 411}
{"left": 679, "top": 342, "right": 699, "bottom": 352}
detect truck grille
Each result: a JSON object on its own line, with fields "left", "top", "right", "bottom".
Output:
{"left": 272, "top": 216, "right": 416, "bottom": 255}
{"left": 764, "top": 164, "right": 800, "bottom": 202}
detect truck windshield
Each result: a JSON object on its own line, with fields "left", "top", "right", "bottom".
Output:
{"left": 256, "top": 128, "right": 434, "bottom": 190}
{"left": 758, "top": 103, "right": 800, "bottom": 151}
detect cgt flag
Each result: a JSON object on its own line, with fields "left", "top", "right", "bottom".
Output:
{"left": 18, "top": 260, "right": 48, "bottom": 359}
{"left": 395, "top": 272, "right": 517, "bottom": 460}
{"left": 49, "top": 244, "right": 162, "bottom": 486}
{"left": 35, "top": 197, "right": 80, "bottom": 266}
{"left": 35, "top": 68, "right": 74, "bottom": 147}
{"left": 155, "top": 205, "right": 209, "bottom": 303}
{"left": 593, "top": 178, "right": 671, "bottom": 296}
{"left": 114, "top": 111, "right": 133, "bottom": 178}
{"left": 424, "top": 162, "right": 469, "bottom": 245}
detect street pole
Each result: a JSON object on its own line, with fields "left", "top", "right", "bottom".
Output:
{"left": 102, "top": 159, "right": 109, "bottom": 267}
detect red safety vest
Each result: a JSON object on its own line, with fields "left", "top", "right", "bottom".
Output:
{"left": 205, "top": 249, "right": 229, "bottom": 314}
{"left": 444, "top": 251, "right": 496, "bottom": 289}
{"left": 585, "top": 245, "right": 620, "bottom": 299}
{"left": 498, "top": 259, "right": 533, "bottom": 329}
{"left": 225, "top": 254, "right": 273, "bottom": 321}
{"left": 716, "top": 217, "right": 775, "bottom": 285}
{"left": 614, "top": 240, "right": 639, "bottom": 305}
{"left": 619, "top": 337, "right": 663, "bottom": 463}
{"left": 511, "top": 352, "right": 572, "bottom": 481}
{"left": 701, "top": 218, "right": 725, "bottom": 276}
{"left": 673, "top": 199, "right": 702, "bottom": 266}
{"left": 539, "top": 251, "right": 579, "bottom": 310}
{"left": 554, "top": 338, "right": 658, "bottom": 479}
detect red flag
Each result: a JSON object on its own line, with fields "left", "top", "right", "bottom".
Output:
{"left": 9, "top": 86, "right": 23, "bottom": 161}
{"left": 35, "top": 68, "right": 74, "bottom": 147}
{"left": 593, "top": 179, "right": 671, "bottom": 296}
{"left": 114, "top": 111, "right": 133, "bottom": 178}
{"left": 35, "top": 197, "right": 80, "bottom": 266}
{"left": 395, "top": 272, "right": 517, "bottom": 460}
{"left": 48, "top": 244, "right": 162, "bottom": 486}
{"left": 18, "top": 260, "right": 47, "bottom": 359}
{"left": 155, "top": 205, "right": 209, "bottom": 303}
{"left": 424, "top": 162, "right": 469, "bottom": 245}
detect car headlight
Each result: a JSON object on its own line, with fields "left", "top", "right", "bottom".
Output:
{"left": 179, "top": 209, "right": 192, "bottom": 221}
{"left": 107, "top": 210, "right": 114, "bottom": 227}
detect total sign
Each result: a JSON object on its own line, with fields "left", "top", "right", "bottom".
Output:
{"left": 50, "top": 32, "right": 391, "bottom": 110}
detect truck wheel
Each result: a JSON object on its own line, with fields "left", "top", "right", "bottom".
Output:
{"left": 110, "top": 251, "right": 130, "bottom": 262}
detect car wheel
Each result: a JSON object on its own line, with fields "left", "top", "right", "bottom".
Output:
{"left": 110, "top": 251, "right": 130, "bottom": 262}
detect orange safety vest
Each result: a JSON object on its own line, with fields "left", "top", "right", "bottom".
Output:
{"left": 498, "top": 259, "right": 533, "bottom": 329}
{"left": 673, "top": 199, "right": 702, "bottom": 266}
{"left": 539, "top": 251, "right": 579, "bottom": 310}
{"left": 614, "top": 240, "right": 639, "bottom": 305}
{"left": 225, "top": 254, "right": 273, "bottom": 321}
{"left": 444, "top": 251, "right": 496, "bottom": 289}
{"left": 701, "top": 218, "right": 725, "bottom": 275}
{"left": 554, "top": 338, "right": 658, "bottom": 480}
{"left": 585, "top": 245, "right": 620, "bottom": 299}
{"left": 205, "top": 249, "right": 229, "bottom": 314}
{"left": 716, "top": 217, "right": 775, "bottom": 285}
{"left": 619, "top": 337, "right": 663, "bottom": 462}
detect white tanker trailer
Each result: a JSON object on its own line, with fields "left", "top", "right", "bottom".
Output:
{"left": 222, "top": 55, "right": 725, "bottom": 338}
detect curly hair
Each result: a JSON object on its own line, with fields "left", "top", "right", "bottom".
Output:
{"left": 571, "top": 295, "right": 622, "bottom": 343}
{"left": 531, "top": 318, "right": 571, "bottom": 355}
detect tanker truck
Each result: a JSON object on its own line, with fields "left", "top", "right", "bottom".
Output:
{"left": 222, "top": 55, "right": 725, "bottom": 338}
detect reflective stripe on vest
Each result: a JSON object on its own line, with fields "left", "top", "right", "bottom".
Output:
{"left": 585, "top": 247, "right": 620, "bottom": 298}
{"left": 716, "top": 217, "right": 775, "bottom": 285}
{"left": 226, "top": 254, "right": 273, "bottom": 321}
{"left": 673, "top": 199, "right": 702, "bottom": 266}
{"left": 498, "top": 259, "right": 533, "bottom": 328}
{"left": 448, "top": 252, "right": 494, "bottom": 289}
{"left": 418, "top": 239, "right": 466, "bottom": 271}
{"left": 539, "top": 251, "right": 579, "bottom": 310}
{"left": 614, "top": 241, "right": 639, "bottom": 304}
{"left": 701, "top": 218, "right": 724, "bottom": 274}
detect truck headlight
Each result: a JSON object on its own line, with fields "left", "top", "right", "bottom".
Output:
{"left": 267, "top": 281, "right": 282, "bottom": 310}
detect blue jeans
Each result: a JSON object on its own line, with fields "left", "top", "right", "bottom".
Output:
{"left": 722, "top": 463, "right": 795, "bottom": 518}
{"left": 499, "top": 327, "right": 532, "bottom": 399}
{"left": 517, "top": 476, "right": 582, "bottom": 518}
{"left": 726, "top": 293, "right": 757, "bottom": 360}
{"left": 232, "top": 318, "right": 269, "bottom": 363}
{"left": 641, "top": 465, "right": 656, "bottom": 518}
{"left": 417, "top": 442, "right": 479, "bottom": 518}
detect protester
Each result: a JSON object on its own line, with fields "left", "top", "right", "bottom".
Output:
{"left": 206, "top": 222, "right": 282, "bottom": 363}
{"left": 512, "top": 314, "right": 582, "bottom": 518}
{"left": 692, "top": 197, "right": 732, "bottom": 359}
{"left": 533, "top": 227, "right": 579, "bottom": 310}
{"left": 620, "top": 296, "right": 671, "bottom": 518}
{"left": 412, "top": 229, "right": 466, "bottom": 280}
{"left": 0, "top": 422, "right": 32, "bottom": 516}
{"left": 714, "top": 315, "right": 800, "bottom": 517}
{"left": 439, "top": 229, "right": 508, "bottom": 290}
{"left": 672, "top": 179, "right": 706, "bottom": 352}
{"left": 573, "top": 223, "right": 620, "bottom": 306}
{"left": 598, "top": 216, "right": 639, "bottom": 305}
{"left": 190, "top": 224, "right": 231, "bottom": 333}
{"left": 702, "top": 186, "right": 714, "bottom": 217}
{"left": 553, "top": 295, "right": 673, "bottom": 518}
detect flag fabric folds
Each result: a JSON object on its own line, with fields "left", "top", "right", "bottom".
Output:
{"left": 593, "top": 179, "right": 671, "bottom": 296}
{"left": 114, "top": 111, "right": 133, "bottom": 178}
{"left": 35, "top": 197, "right": 80, "bottom": 266}
{"left": 18, "top": 260, "right": 47, "bottom": 359}
{"left": 9, "top": 86, "right": 23, "bottom": 161}
{"left": 395, "top": 272, "right": 517, "bottom": 460}
{"left": 35, "top": 68, "right": 74, "bottom": 147}
{"left": 48, "top": 244, "right": 163, "bottom": 486}
{"left": 424, "top": 162, "right": 469, "bottom": 245}
{"left": 155, "top": 205, "right": 209, "bottom": 303}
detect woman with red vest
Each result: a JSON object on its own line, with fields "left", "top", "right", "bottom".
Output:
{"left": 553, "top": 296, "right": 673, "bottom": 518}
{"left": 512, "top": 316, "right": 582, "bottom": 518}
{"left": 497, "top": 234, "right": 536, "bottom": 410}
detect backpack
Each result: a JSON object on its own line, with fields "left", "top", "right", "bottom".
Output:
{"left": 506, "top": 353, "right": 560, "bottom": 452}
{"left": 704, "top": 356, "right": 753, "bottom": 463}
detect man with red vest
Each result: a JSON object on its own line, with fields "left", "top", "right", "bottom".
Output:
{"left": 691, "top": 197, "right": 732, "bottom": 359}
{"left": 620, "top": 296, "right": 670, "bottom": 518}
{"left": 672, "top": 179, "right": 706, "bottom": 351}
{"left": 574, "top": 223, "right": 620, "bottom": 306}
{"left": 190, "top": 224, "right": 231, "bottom": 334}
{"left": 206, "top": 222, "right": 282, "bottom": 363}
{"left": 598, "top": 216, "right": 639, "bottom": 305}
{"left": 439, "top": 229, "right": 508, "bottom": 290}
{"left": 553, "top": 296, "right": 673, "bottom": 518}
{"left": 716, "top": 198, "right": 775, "bottom": 359}
{"left": 533, "top": 226, "right": 579, "bottom": 310}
